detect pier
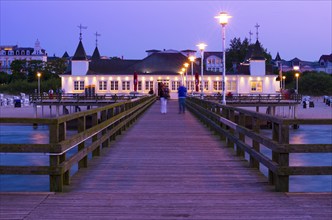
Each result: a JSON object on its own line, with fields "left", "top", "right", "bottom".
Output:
{"left": 0, "top": 96, "right": 331, "bottom": 219}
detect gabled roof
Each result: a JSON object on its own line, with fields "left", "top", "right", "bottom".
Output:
{"left": 91, "top": 46, "right": 101, "bottom": 60}
{"left": 204, "top": 52, "right": 223, "bottom": 59}
{"left": 127, "top": 50, "right": 197, "bottom": 75}
{"left": 88, "top": 58, "right": 140, "bottom": 75}
{"left": 319, "top": 54, "right": 332, "bottom": 62}
{"left": 72, "top": 40, "right": 87, "bottom": 61}
{"left": 62, "top": 51, "right": 69, "bottom": 58}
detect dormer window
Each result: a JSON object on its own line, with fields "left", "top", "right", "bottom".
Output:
{"left": 320, "top": 61, "right": 325, "bottom": 66}
{"left": 21, "top": 51, "right": 25, "bottom": 55}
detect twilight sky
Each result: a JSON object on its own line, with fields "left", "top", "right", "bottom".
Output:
{"left": 1, "top": 0, "right": 331, "bottom": 61}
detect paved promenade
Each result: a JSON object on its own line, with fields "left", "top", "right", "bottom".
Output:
{"left": 0, "top": 100, "right": 331, "bottom": 219}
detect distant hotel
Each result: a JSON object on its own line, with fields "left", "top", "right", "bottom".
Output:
{"left": 0, "top": 39, "right": 47, "bottom": 74}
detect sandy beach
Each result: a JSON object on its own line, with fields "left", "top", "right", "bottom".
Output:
{"left": 0, "top": 97, "right": 331, "bottom": 119}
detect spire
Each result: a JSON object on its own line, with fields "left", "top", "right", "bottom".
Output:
{"left": 62, "top": 51, "right": 69, "bottom": 58}
{"left": 250, "top": 40, "right": 265, "bottom": 61}
{"left": 91, "top": 46, "right": 101, "bottom": 60}
{"left": 275, "top": 52, "right": 281, "bottom": 61}
{"left": 72, "top": 40, "right": 87, "bottom": 61}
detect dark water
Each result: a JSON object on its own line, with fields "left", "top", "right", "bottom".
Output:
{"left": 0, "top": 125, "right": 331, "bottom": 192}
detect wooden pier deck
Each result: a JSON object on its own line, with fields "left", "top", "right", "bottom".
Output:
{"left": 1, "top": 100, "right": 331, "bottom": 219}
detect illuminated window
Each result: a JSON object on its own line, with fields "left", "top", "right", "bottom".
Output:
{"left": 110, "top": 81, "right": 118, "bottom": 90}
{"left": 122, "top": 81, "right": 130, "bottom": 90}
{"left": 138, "top": 81, "right": 142, "bottom": 90}
{"left": 213, "top": 81, "right": 222, "bottom": 90}
{"left": 145, "top": 81, "right": 153, "bottom": 90}
{"left": 171, "top": 81, "right": 180, "bottom": 90}
{"left": 250, "top": 81, "right": 262, "bottom": 92}
{"left": 99, "top": 81, "right": 107, "bottom": 90}
{"left": 74, "top": 81, "right": 84, "bottom": 91}
{"left": 226, "top": 81, "right": 237, "bottom": 91}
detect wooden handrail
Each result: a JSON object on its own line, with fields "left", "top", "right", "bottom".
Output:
{"left": 186, "top": 97, "right": 332, "bottom": 192}
{"left": 0, "top": 95, "right": 156, "bottom": 192}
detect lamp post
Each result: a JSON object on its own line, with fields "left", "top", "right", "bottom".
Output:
{"left": 282, "top": 76, "right": 286, "bottom": 90}
{"left": 196, "top": 43, "right": 207, "bottom": 98}
{"left": 37, "top": 72, "right": 41, "bottom": 98}
{"left": 189, "top": 56, "right": 196, "bottom": 95}
{"left": 295, "top": 73, "right": 299, "bottom": 94}
{"left": 293, "top": 65, "right": 300, "bottom": 94}
{"left": 181, "top": 68, "right": 186, "bottom": 85}
{"left": 215, "top": 11, "right": 231, "bottom": 104}
{"left": 184, "top": 63, "right": 189, "bottom": 88}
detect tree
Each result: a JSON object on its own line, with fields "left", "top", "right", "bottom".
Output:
{"left": 226, "top": 37, "right": 272, "bottom": 71}
{"left": 10, "top": 60, "right": 27, "bottom": 81}
{"left": 26, "top": 60, "right": 44, "bottom": 82}
{"left": 0, "top": 71, "right": 10, "bottom": 84}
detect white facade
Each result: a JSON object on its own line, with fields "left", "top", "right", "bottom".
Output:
{"left": 0, "top": 40, "right": 47, "bottom": 74}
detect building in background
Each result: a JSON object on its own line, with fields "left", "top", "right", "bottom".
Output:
{"left": 0, "top": 39, "right": 47, "bottom": 74}
{"left": 61, "top": 38, "right": 280, "bottom": 99}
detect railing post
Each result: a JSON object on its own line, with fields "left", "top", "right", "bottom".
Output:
{"left": 250, "top": 117, "right": 260, "bottom": 168}
{"left": 227, "top": 109, "right": 235, "bottom": 149}
{"left": 91, "top": 113, "right": 100, "bottom": 157}
{"left": 237, "top": 113, "right": 245, "bottom": 156}
{"left": 49, "top": 121, "right": 66, "bottom": 192}
{"left": 101, "top": 109, "right": 109, "bottom": 148}
{"left": 272, "top": 121, "right": 290, "bottom": 192}
{"left": 78, "top": 116, "right": 87, "bottom": 168}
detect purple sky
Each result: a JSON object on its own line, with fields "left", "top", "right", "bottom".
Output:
{"left": 1, "top": 0, "right": 331, "bottom": 61}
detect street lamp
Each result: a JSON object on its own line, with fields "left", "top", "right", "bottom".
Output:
{"left": 184, "top": 63, "right": 189, "bottom": 88}
{"left": 215, "top": 11, "right": 231, "bottom": 104}
{"left": 37, "top": 72, "right": 41, "bottom": 98}
{"left": 282, "top": 76, "right": 286, "bottom": 90}
{"left": 189, "top": 56, "right": 196, "bottom": 95}
{"left": 181, "top": 68, "right": 186, "bottom": 85}
{"left": 295, "top": 73, "right": 299, "bottom": 94}
{"left": 196, "top": 43, "right": 207, "bottom": 98}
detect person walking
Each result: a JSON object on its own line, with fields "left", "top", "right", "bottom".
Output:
{"left": 159, "top": 83, "right": 168, "bottom": 114}
{"left": 178, "top": 82, "right": 187, "bottom": 114}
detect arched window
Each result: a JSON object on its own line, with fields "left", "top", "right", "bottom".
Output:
{"left": 21, "top": 51, "right": 25, "bottom": 55}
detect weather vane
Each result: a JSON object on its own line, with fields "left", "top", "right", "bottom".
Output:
{"left": 255, "top": 23, "right": 260, "bottom": 41}
{"left": 95, "top": 31, "right": 101, "bottom": 47}
{"left": 77, "top": 24, "right": 87, "bottom": 41}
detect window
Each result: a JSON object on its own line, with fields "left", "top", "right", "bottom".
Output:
{"left": 145, "top": 81, "right": 153, "bottom": 90}
{"left": 26, "top": 51, "right": 30, "bottom": 55}
{"left": 99, "top": 81, "right": 107, "bottom": 91}
{"left": 74, "top": 81, "right": 85, "bottom": 91}
{"left": 226, "top": 81, "right": 237, "bottom": 91}
{"left": 16, "top": 51, "right": 19, "bottom": 55}
{"left": 138, "top": 81, "right": 142, "bottom": 90}
{"left": 204, "top": 81, "right": 209, "bottom": 90}
{"left": 213, "top": 81, "right": 222, "bottom": 90}
{"left": 250, "top": 81, "right": 262, "bottom": 92}
{"left": 21, "top": 51, "right": 25, "bottom": 55}
{"left": 188, "top": 81, "right": 195, "bottom": 91}
{"left": 9, "top": 51, "right": 14, "bottom": 55}
{"left": 122, "top": 81, "right": 130, "bottom": 90}
{"left": 110, "top": 81, "right": 119, "bottom": 90}
{"left": 171, "top": 81, "right": 180, "bottom": 90}
{"left": 0, "top": 50, "right": 5, "bottom": 55}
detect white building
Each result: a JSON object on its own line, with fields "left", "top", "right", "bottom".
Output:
{"left": 61, "top": 39, "right": 279, "bottom": 99}
{"left": 0, "top": 39, "right": 47, "bottom": 74}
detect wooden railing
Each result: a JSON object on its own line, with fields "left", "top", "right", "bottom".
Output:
{"left": 186, "top": 97, "right": 332, "bottom": 192}
{"left": 203, "top": 93, "right": 302, "bottom": 104}
{"left": 0, "top": 95, "right": 156, "bottom": 192}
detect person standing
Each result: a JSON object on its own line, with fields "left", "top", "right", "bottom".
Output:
{"left": 159, "top": 83, "right": 168, "bottom": 114}
{"left": 178, "top": 82, "right": 187, "bottom": 114}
